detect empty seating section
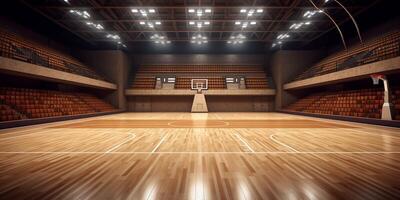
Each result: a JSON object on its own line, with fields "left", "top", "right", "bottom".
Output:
{"left": 0, "top": 30, "right": 106, "bottom": 81}
{"left": 285, "top": 88, "right": 400, "bottom": 120}
{"left": 0, "top": 103, "right": 25, "bottom": 122}
{"left": 131, "top": 65, "right": 270, "bottom": 89}
{"left": 0, "top": 87, "right": 116, "bottom": 122}
{"left": 294, "top": 30, "right": 400, "bottom": 80}
{"left": 245, "top": 78, "right": 269, "bottom": 89}
{"left": 78, "top": 93, "right": 116, "bottom": 112}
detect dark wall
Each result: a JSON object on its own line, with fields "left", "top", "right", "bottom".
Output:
{"left": 77, "top": 50, "right": 131, "bottom": 110}
{"left": 127, "top": 96, "right": 193, "bottom": 112}
{"left": 132, "top": 54, "right": 269, "bottom": 66}
{"left": 127, "top": 95, "right": 274, "bottom": 112}
{"left": 271, "top": 50, "right": 324, "bottom": 110}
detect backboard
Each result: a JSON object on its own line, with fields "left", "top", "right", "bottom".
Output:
{"left": 191, "top": 79, "right": 208, "bottom": 93}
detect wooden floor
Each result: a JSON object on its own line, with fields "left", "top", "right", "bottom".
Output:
{"left": 0, "top": 112, "right": 399, "bottom": 200}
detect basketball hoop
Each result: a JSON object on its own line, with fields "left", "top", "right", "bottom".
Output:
{"left": 191, "top": 79, "right": 208, "bottom": 93}
{"left": 370, "top": 74, "right": 385, "bottom": 85}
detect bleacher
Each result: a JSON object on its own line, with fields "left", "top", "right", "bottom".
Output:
{"left": 0, "top": 87, "right": 116, "bottom": 122}
{"left": 0, "top": 29, "right": 107, "bottom": 81}
{"left": 131, "top": 65, "right": 270, "bottom": 89}
{"left": 284, "top": 88, "right": 400, "bottom": 120}
{"left": 294, "top": 30, "right": 400, "bottom": 81}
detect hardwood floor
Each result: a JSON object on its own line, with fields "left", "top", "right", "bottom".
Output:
{"left": 0, "top": 112, "right": 399, "bottom": 200}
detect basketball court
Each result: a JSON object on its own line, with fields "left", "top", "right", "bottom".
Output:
{"left": 0, "top": 112, "right": 399, "bottom": 199}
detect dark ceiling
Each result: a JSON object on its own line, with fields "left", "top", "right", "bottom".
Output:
{"left": 1, "top": 0, "right": 396, "bottom": 53}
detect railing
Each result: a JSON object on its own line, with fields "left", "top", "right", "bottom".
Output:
{"left": 294, "top": 32, "right": 400, "bottom": 81}
{"left": 0, "top": 35, "right": 106, "bottom": 81}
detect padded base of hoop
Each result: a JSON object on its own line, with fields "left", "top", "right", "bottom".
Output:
{"left": 191, "top": 94, "right": 208, "bottom": 113}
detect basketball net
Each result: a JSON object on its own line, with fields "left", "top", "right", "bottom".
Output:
{"left": 196, "top": 83, "right": 203, "bottom": 93}
{"left": 370, "top": 74, "right": 384, "bottom": 85}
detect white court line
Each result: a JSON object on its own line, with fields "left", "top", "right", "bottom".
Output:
{"left": 151, "top": 135, "right": 167, "bottom": 153}
{"left": 105, "top": 133, "right": 136, "bottom": 153}
{"left": 0, "top": 151, "right": 399, "bottom": 154}
{"left": 235, "top": 133, "right": 255, "bottom": 153}
{"left": 269, "top": 134, "right": 299, "bottom": 152}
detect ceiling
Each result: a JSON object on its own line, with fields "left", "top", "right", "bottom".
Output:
{"left": 17, "top": 0, "right": 381, "bottom": 49}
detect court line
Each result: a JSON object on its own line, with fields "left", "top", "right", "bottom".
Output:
{"left": 269, "top": 134, "right": 299, "bottom": 152}
{"left": 105, "top": 133, "right": 136, "bottom": 153}
{"left": 151, "top": 135, "right": 167, "bottom": 153}
{"left": 0, "top": 151, "right": 399, "bottom": 154}
{"left": 234, "top": 133, "right": 255, "bottom": 153}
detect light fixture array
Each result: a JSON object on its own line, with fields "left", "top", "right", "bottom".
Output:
{"left": 86, "top": 22, "right": 104, "bottom": 30}
{"left": 227, "top": 34, "right": 246, "bottom": 44}
{"left": 150, "top": 34, "right": 171, "bottom": 44}
{"left": 234, "top": 21, "right": 257, "bottom": 28}
{"left": 131, "top": 8, "right": 156, "bottom": 17}
{"left": 139, "top": 21, "right": 162, "bottom": 28}
{"left": 189, "top": 21, "right": 210, "bottom": 29}
{"left": 191, "top": 34, "right": 208, "bottom": 45}
{"left": 69, "top": 10, "right": 90, "bottom": 19}
{"left": 303, "top": 10, "right": 323, "bottom": 18}
{"left": 271, "top": 9, "right": 321, "bottom": 48}
{"left": 67, "top": 5, "right": 126, "bottom": 47}
{"left": 187, "top": 8, "right": 212, "bottom": 17}
{"left": 239, "top": 8, "right": 264, "bottom": 16}
{"left": 289, "top": 21, "right": 311, "bottom": 30}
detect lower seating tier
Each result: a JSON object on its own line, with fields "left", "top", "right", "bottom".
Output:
{"left": 284, "top": 88, "right": 400, "bottom": 120}
{"left": 0, "top": 87, "right": 116, "bottom": 122}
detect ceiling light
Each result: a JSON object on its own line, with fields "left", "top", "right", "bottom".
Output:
{"left": 250, "top": 21, "right": 257, "bottom": 25}
{"left": 277, "top": 33, "right": 290, "bottom": 40}
{"left": 131, "top": 9, "right": 138, "bottom": 13}
{"left": 139, "top": 21, "right": 145, "bottom": 25}
{"left": 205, "top": 9, "right": 212, "bottom": 13}
{"left": 69, "top": 10, "right": 90, "bottom": 19}
{"left": 191, "top": 34, "right": 208, "bottom": 45}
{"left": 63, "top": 0, "right": 70, "bottom": 4}
{"left": 148, "top": 9, "right": 155, "bottom": 13}
{"left": 240, "top": 9, "right": 247, "bottom": 13}
{"left": 106, "top": 34, "right": 120, "bottom": 40}
{"left": 256, "top": 9, "right": 263, "bottom": 13}
{"left": 155, "top": 21, "right": 161, "bottom": 25}
{"left": 150, "top": 34, "right": 170, "bottom": 44}
{"left": 235, "top": 21, "right": 241, "bottom": 25}
{"left": 227, "top": 34, "right": 247, "bottom": 44}
{"left": 305, "top": 21, "right": 311, "bottom": 25}
{"left": 189, "top": 21, "right": 195, "bottom": 25}
{"left": 204, "top": 21, "right": 210, "bottom": 25}
{"left": 188, "top": 9, "right": 195, "bottom": 13}
{"left": 247, "top": 13, "right": 253, "bottom": 16}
